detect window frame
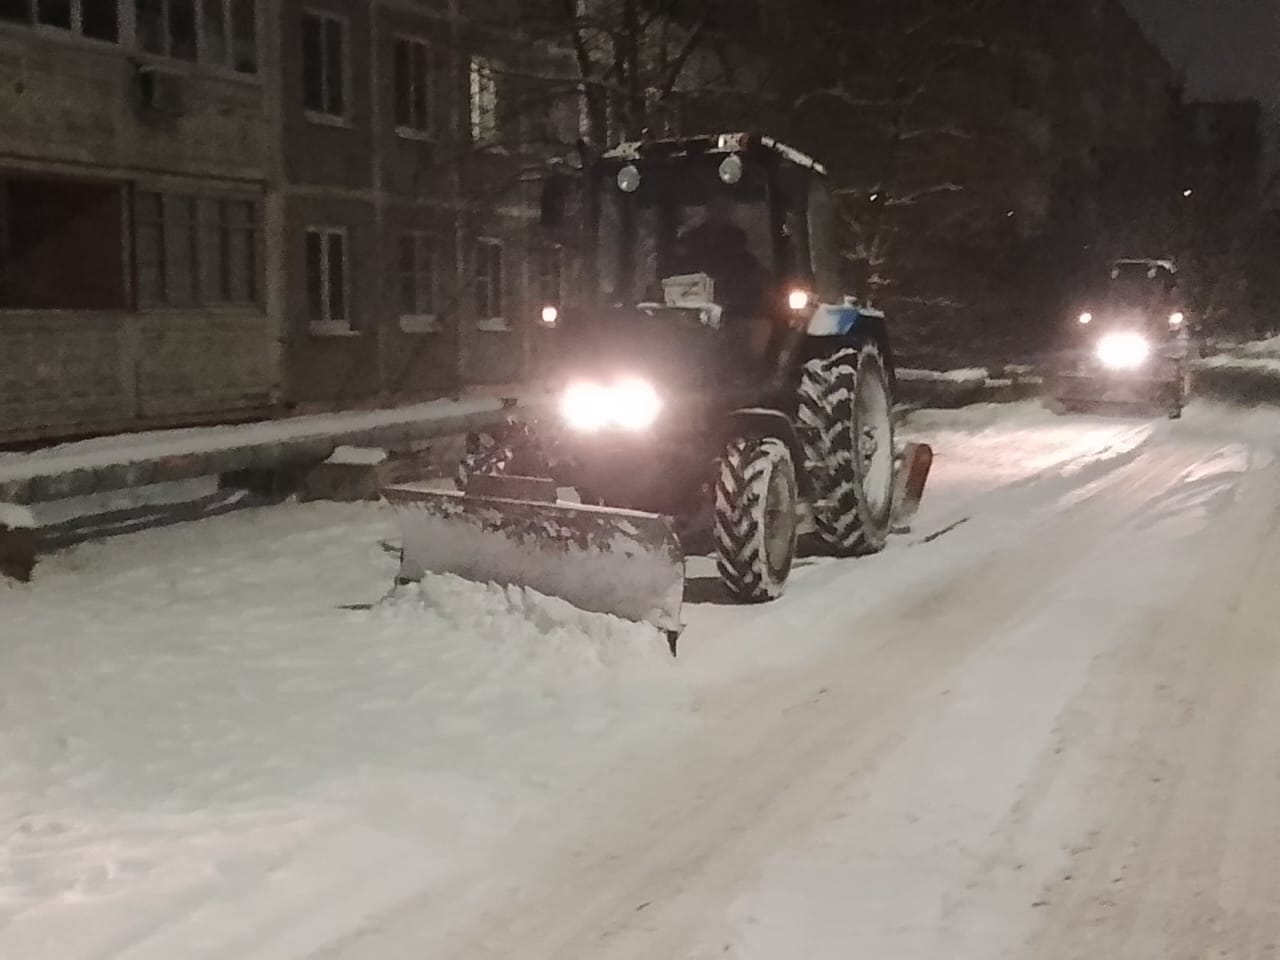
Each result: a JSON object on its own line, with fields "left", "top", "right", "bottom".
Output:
{"left": 397, "top": 229, "right": 440, "bottom": 334}
{"left": 301, "top": 8, "right": 349, "bottom": 125}
{"left": 0, "top": 0, "right": 258, "bottom": 74}
{"left": 469, "top": 54, "right": 499, "bottom": 146}
{"left": 305, "top": 225, "right": 353, "bottom": 336}
{"left": 134, "top": 188, "right": 262, "bottom": 311}
{"left": 393, "top": 34, "right": 434, "bottom": 140}
{"left": 473, "top": 236, "right": 507, "bottom": 332}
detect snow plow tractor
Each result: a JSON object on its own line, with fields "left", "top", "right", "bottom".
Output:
{"left": 1047, "top": 258, "right": 1192, "bottom": 419}
{"left": 383, "top": 133, "right": 933, "bottom": 646}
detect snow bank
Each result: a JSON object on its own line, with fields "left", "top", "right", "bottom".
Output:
{"left": 325, "top": 445, "right": 388, "bottom": 466}
{"left": 1196, "top": 353, "right": 1280, "bottom": 374}
{"left": 896, "top": 367, "right": 990, "bottom": 384}
{"left": 0, "top": 501, "right": 34, "bottom": 529}
{"left": 0, "top": 502, "right": 684, "bottom": 959}
{"left": 1233, "top": 334, "right": 1280, "bottom": 358}
{"left": 0, "top": 394, "right": 530, "bottom": 485}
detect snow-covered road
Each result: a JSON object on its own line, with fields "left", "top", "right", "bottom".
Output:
{"left": 5, "top": 401, "right": 1280, "bottom": 958}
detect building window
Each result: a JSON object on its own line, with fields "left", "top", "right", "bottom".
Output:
{"left": 469, "top": 56, "right": 497, "bottom": 144}
{"left": 137, "top": 0, "right": 196, "bottom": 60}
{"left": 134, "top": 0, "right": 254, "bottom": 70}
{"left": 474, "top": 238, "right": 505, "bottom": 330}
{"left": 135, "top": 190, "right": 261, "bottom": 308}
{"left": 397, "top": 231, "right": 439, "bottom": 333}
{"left": 305, "top": 227, "right": 350, "bottom": 334}
{"left": 302, "top": 10, "right": 346, "bottom": 120}
{"left": 393, "top": 37, "right": 432, "bottom": 136}
{"left": 0, "top": 0, "right": 119, "bottom": 40}
{"left": 536, "top": 245, "right": 564, "bottom": 306}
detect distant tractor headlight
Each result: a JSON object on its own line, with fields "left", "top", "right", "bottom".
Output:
{"left": 1169, "top": 311, "right": 1185, "bottom": 327}
{"left": 560, "top": 377, "right": 662, "bottom": 431}
{"left": 1078, "top": 311, "right": 1093, "bottom": 325}
{"left": 540, "top": 305, "right": 559, "bottom": 326}
{"left": 788, "top": 289, "right": 812, "bottom": 311}
{"left": 1096, "top": 332, "right": 1150, "bottom": 370}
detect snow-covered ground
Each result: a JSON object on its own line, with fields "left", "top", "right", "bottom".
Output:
{"left": 5, "top": 400, "right": 1280, "bottom": 958}
{"left": 0, "top": 392, "right": 536, "bottom": 486}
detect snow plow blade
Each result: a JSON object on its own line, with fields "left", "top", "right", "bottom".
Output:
{"left": 890, "top": 441, "right": 933, "bottom": 532}
{"left": 382, "top": 484, "right": 685, "bottom": 636}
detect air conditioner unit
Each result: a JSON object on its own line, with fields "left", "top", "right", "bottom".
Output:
{"left": 136, "top": 64, "right": 186, "bottom": 118}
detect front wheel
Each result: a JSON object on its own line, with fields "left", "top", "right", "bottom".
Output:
{"left": 714, "top": 437, "right": 799, "bottom": 603}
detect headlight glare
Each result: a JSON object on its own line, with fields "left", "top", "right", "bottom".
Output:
{"left": 1096, "top": 332, "right": 1150, "bottom": 370}
{"left": 611, "top": 378, "right": 662, "bottom": 429}
{"left": 560, "top": 382, "right": 611, "bottom": 431}
{"left": 560, "top": 377, "right": 662, "bottom": 431}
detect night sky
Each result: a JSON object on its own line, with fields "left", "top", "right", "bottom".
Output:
{"left": 1124, "top": 0, "right": 1280, "bottom": 114}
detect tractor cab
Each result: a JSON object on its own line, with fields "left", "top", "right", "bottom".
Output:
{"left": 539, "top": 133, "right": 844, "bottom": 387}
{"left": 1075, "top": 258, "right": 1186, "bottom": 340}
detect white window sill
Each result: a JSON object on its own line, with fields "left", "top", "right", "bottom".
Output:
{"left": 395, "top": 126, "right": 436, "bottom": 142}
{"left": 304, "top": 110, "right": 353, "bottom": 129}
{"left": 309, "top": 322, "right": 359, "bottom": 338}
{"left": 475, "top": 317, "right": 511, "bottom": 333}
{"left": 399, "top": 315, "right": 442, "bottom": 334}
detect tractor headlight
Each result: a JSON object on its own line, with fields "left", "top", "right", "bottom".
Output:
{"left": 560, "top": 377, "right": 662, "bottom": 431}
{"left": 1096, "top": 332, "right": 1150, "bottom": 370}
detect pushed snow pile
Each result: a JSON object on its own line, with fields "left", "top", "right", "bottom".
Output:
{"left": 378, "top": 573, "right": 674, "bottom": 675}
{"left": 1232, "top": 334, "right": 1280, "bottom": 358}
{"left": 1196, "top": 352, "right": 1280, "bottom": 373}
{"left": 325, "top": 445, "right": 389, "bottom": 466}
{"left": 896, "top": 367, "right": 990, "bottom": 384}
{"left": 0, "top": 501, "right": 35, "bottom": 529}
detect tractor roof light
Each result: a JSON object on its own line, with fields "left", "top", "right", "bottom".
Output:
{"left": 617, "top": 164, "right": 641, "bottom": 193}
{"left": 1078, "top": 311, "right": 1093, "bottom": 325}
{"left": 1169, "top": 311, "right": 1185, "bottom": 327}
{"left": 788, "top": 289, "right": 811, "bottom": 312}
{"left": 540, "top": 305, "right": 559, "bottom": 326}
{"left": 718, "top": 155, "right": 744, "bottom": 184}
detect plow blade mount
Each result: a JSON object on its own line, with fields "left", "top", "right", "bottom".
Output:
{"left": 382, "top": 486, "right": 686, "bottom": 635}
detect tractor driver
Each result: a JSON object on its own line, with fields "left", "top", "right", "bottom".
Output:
{"left": 674, "top": 191, "right": 770, "bottom": 318}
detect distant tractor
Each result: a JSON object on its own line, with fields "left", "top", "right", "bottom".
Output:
{"left": 1047, "top": 257, "right": 1192, "bottom": 419}
{"left": 383, "top": 133, "right": 933, "bottom": 646}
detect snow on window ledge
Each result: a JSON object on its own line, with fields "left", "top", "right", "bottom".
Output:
{"left": 309, "top": 322, "right": 360, "bottom": 338}
{"left": 475, "top": 316, "right": 511, "bottom": 333}
{"left": 395, "top": 126, "right": 435, "bottom": 142}
{"left": 304, "top": 111, "right": 353, "bottom": 129}
{"left": 399, "top": 314, "right": 443, "bottom": 334}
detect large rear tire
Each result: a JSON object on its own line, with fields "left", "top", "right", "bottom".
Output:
{"left": 798, "top": 342, "right": 896, "bottom": 557}
{"left": 714, "top": 437, "right": 799, "bottom": 602}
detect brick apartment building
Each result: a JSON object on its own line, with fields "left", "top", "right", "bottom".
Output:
{"left": 0, "top": 0, "right": 581, "bottom": 445}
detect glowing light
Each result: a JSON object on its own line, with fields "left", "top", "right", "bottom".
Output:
{"left": 1096, "top": 332, "right": 1150, "bottom": 370}
{"left": 559, "top": 378, "right": 661, "bottom": 431}
{"left": 788, "top": 289, "right": 811, "bottom": 311}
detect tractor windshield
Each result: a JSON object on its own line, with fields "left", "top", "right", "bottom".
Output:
{"left": 1108, "top": 261, "right": 1175, "bottom": 309}
{"left": 596, "top": 157, "right": 776, "bottom": 314}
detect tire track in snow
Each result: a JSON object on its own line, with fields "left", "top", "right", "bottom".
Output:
{"left": 307, "top": 439, "right": 1203, "bottom": 959}
{"left": 1006, "top": 458, "right": 1280, "bottom": 958}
